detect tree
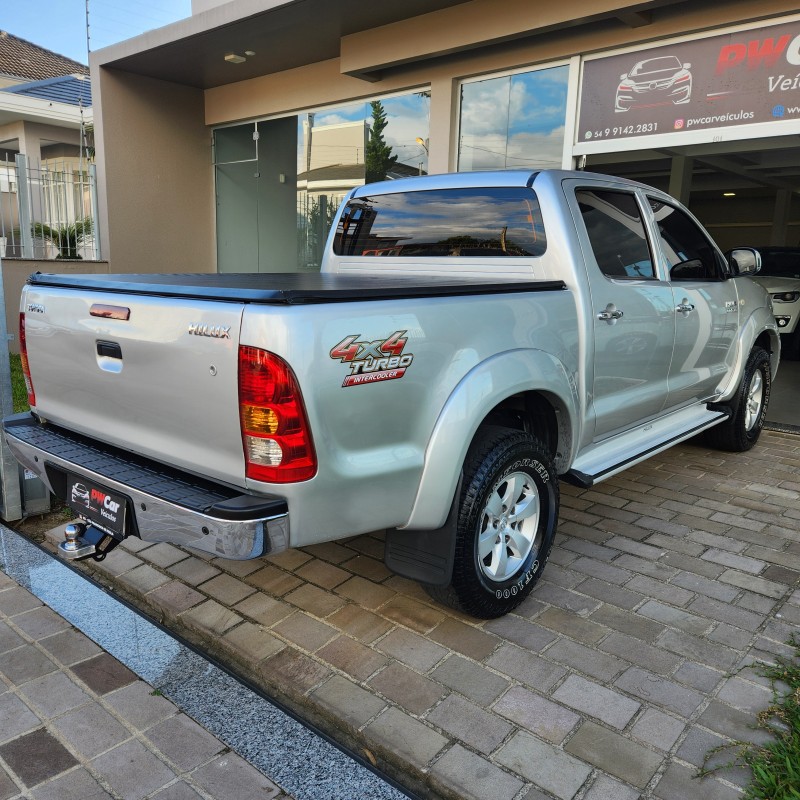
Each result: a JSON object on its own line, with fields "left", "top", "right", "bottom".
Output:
{"left": 365, "top": 101, "right": 397, "bottom": 184}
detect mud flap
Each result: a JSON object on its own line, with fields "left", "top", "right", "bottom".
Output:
{"left": 384, "top": 474, "right": 462, "bottom": 587}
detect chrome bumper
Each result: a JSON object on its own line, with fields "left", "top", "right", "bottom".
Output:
{"left": 3, "top": 413, "right": 289, "bottom": 560}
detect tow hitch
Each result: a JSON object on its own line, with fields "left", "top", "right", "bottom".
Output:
{"left": 58, "top": 522, "right": 122, "bottom": 562}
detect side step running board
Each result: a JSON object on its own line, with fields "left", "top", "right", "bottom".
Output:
{"left": 564, "top": 406, "right": 731, "bottom": 489}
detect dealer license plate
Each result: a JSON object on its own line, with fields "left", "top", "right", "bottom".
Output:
{"left": 66, "top": 474, "right": 127, "bottom": 538}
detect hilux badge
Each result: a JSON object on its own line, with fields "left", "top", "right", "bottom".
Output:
{"left": 188, "top": 323, "right": 231, "bottom": 339}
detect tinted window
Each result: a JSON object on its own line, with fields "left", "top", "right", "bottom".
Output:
{"left": 649, "top": 199, "right": 724, "bottom": 281}
{"left": 755, "top": 248, "right": 800, "bottom": 279}
{"left": 576, "top": 190, "right": 655, "bottom": 279}
{"left": 333, "top": 187, "right": 546, "bottom": 257}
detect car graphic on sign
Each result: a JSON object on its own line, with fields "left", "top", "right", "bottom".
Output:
{"left": 615, "top": 55, "right": 692, "bottom": 112}
{"left": 71, "top": 482, "right": 91, "bottom": 508}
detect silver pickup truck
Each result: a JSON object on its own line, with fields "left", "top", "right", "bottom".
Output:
{"left": 4, "top": 170, "right": 779, "bottom": 618}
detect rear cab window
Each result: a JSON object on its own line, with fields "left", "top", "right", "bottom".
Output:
{"left": 333, "top": 187, "right": 546, "bottom": 258}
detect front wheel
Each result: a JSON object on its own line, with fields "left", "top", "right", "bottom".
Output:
{"left": 426, "top": 427, "right": 559, "bottom": 618}
{"left": 705, "top": 346, "right": 771, "bottom": 452}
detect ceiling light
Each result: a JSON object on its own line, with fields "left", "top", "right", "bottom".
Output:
{"left": 723, "top": 192, "right": 736, "bottom": 197}
{"left": 244, "top": 50, "right": 256, "bottom": 57}
{"left": 224, "top": 53, "right": 246, "bottom": 64}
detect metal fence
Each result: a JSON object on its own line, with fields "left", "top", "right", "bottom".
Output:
{"left": 0, "top": 153, "right": 101, "bottom": 261}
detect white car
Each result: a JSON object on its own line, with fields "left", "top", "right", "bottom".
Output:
{"left": 751, "top": 247, "right": 800, "bottom": 359}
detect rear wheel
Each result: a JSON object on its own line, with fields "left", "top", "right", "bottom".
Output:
{"left": 426, "top": 426, "right": 559, "bottom": 618}
{"left": 705, "top": 346, "right": 771, "bottom": 452}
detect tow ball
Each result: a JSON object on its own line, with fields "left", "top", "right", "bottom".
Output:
{"left": 58, "top": 522, "right": 122, "bottom": 562}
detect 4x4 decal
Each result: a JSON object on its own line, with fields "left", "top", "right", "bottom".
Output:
{"left": 330, "top": 330, "right": 414, "bottom": 387}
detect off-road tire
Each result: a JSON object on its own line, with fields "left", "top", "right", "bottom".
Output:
{"left": 705, "top": 346, "right": 771, "bottom": 452}
{"left": 426, "top": 426, "right": 559, "bottom": 618}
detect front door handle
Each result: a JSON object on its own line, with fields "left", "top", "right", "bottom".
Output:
{"left": 676, "top": 299, "right": 695, "bottom": 315}
{"left": 597, "top": 303, "right": 624, "bottom": 322}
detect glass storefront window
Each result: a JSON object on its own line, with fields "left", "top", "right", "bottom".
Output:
{"left": 458, "top": 65, "right": 569, "bottom": 172}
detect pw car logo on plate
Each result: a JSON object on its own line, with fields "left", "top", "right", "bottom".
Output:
{"left": 330, "top": 330, "right": 414, "bottom": 387}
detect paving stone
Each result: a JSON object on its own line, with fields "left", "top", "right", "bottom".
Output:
{"left": 72, "top": 653, "right": 138, "bottom": 695}
{"left": 430, "top": 743, "right": 523, "bottom": 800}
{"left": 630, "top": 708, "right": 684, "bottom": 750}
{"left": 369, "top": 662, "right": 446, "bottom": 716}
{"left": 302, "top": 541, "right": 354, "bottom": 564}
{"left": 496, "top": 730, "right": 592, "bottom": 800}
{"left": 637, "top": 600, "right": 712, "bottom": 635}
{"left": 147, "top": 581, "right": 205, "bottom": 616}
{"left": 535, "top": 562, "right": 583, "bottom": 589}
{"left": 686, "top": 595, "right": 764, "bottom": 632}
{"left": 675, "top": 726, "right": 727, "bottom": 767}
{"left": 701, "top": 549, "right": 766, "bottom": 574}
{"left": 139, "top": 543, "right": 188, "bottom": 569}
{"left": 166, "top": 557, "right": 220, "bottom": 586}
{"left": 340, "top": 555, "right": 393, "bottom": 582}
{"left": 552, "top": 674, "right": 640, "bottom": 729}
{"left": 260, "top": 648, "right": 330, "bottom": 693}
{"left": 179, "top": 600, "right": 242, "bottom": 638}
{"left": 364, "top": 707, "right": 448, "bottom": 767}
{"left": 53, "top": 701, "right": 130, "bottom": 758}
{"left": 223, "top": 621, "right": 285, "bottom": 662}
{"left": 614, "top": 554, "right": 679, "bottom": 582}
{"left": 265, "top": 548, "right": 313, "bottom": 571}
{"left": 429, "top": 618, "right": 499, "bottom": 660}
{"left": 536, "top": 607, "right": 609, "bottom": 644}
{"left": 0, "top": 644, "right": 56, "bottom": 685}
{"left": 0, "top": 727, "right": 78, "bottom": 788}
{"left": 690, "top": 531, "right": 749, "bottom": 554}
{"left": 697, "top": 700, "right": 774, "bottom": 746}
{"left": 375, "top": 627, "right": 448, "bottom": 672}
{"left": 118, "top": 564, "right": 171, "bottom": 594}
{"left": 736, "top": 591, "right": 777, "bottom": 614}
{"left": 486, "top": 644, "right": 566, "bottom": 690}
{"left": 717, "top": 676, "right": 774, "bottom": 715}
{"left": 599, "top": 631, "right": 681, "bottom": 675}
{"left": 30, "top": 766, "right": 112, "bottom": 800}
{"left": 565, "top": 720, "right": 661, "bottom": 789}
{"left": 654, "top": 761, "right": 742, "bottom": 800}
{"left": 376, "top": 595, "right": 444, "bottom": 633}
{"left": 272, "top": 612, "right": 338, "bottom": 652}
{"left": 284, "top": 583, "right": 346, "bottom": 617}
{"left": 312, "top": 674, "right": 387, "bottom": 728}
{"left": 484, "top": 616, "right": 558, "bottom": 652}
{"left": 574, "top": 577, "right": 644, "bottom": 610}
{"left": 673, "top": 661, "right": 722, "bottom": 692}
{"left": 317, "top": 635, "right": 388, "bottom": 681}
{"left": 535, "top": 583, "right": 601, "bottom": 615}
{"left": 614, "top": 667, "right": 705, "bottom": 718}
{"left": 658, "top": 629, "right": 740, "bottom": 671}
{"left": 37, "top": 628, "right": 102, "bottom": 666}
{"left": 295, "top": 559, "right": 351, "bottom": 589}
{"left": 645, "top": 532, "right": 705, "bottom": 557}
{"left": 105, "top": 681, "right": 177, "bottom": 731}
{"left": 91, "top": 739, "right": 176, "bottom": 799}
{"left": 334, "top": 576, "right": 396, "bottom": 610}
{"left": 198, "top": 573, "right": 255, "bottom": 606}
{"left": 0, "top": 620, "right": 23, "bottom": 654}
{"left": 582, "top": 774, "right": 640, "bottom": 800}
{"left": 245, "top": 565, "right": 303, "bottom": 597}
{"left": 233, "top": 593, "right": 293, "bottom": 628}
{"left": 718, "top": 570, "right": 785, "bottom": 598}
{"left": 762, "top": 564, "right": 800, "bottom": 584}
{"left": 146, "top": 713, "right": 224, "bottom": 771}
{"left": 494, "top": 685, "right": 580, "bottom": 744}
{"left": 590, "top": 605, "right": 665, "bottom": 642}
{"left": 0, "top": 691, "right": 41, "bottom": 743}
{"left": 707, "top": 622, "right": 751, "bottom": 650}
{"left": 190, "top": 753, "right": 280, "bottom": 800}
{"left": 568, "top": 557, "right": 632, "bottom": 585}
{"left": 671, "top": 572, "right": 739, "bottom": 602}
{"left": 150, "top": 783, "right": 202, "bottom": 800}
{"left": 19, "top": 671, "right": 89, "bottom": 717}
{"left": 419, "top": 651, "right": 497, "bottom": 708}
{"left": 625, "top": 575, "right": 694, "bottom": 607}
{"left": 92, "top": 551, "right": 145, "bottom": 578}
{"left": 427, "top": 693, "right": 512, "bottom": 754}
{"left": 0, "top": 764, "right": 15, "bottom": 800}
{"left": 545, "top": 638, "right": 627, "bottom": 682}
{"left": 10, "top": 607, "right": 71, "bottom": 640}
{"left": 325, "top": 605, "right": 394, "bottom": 645}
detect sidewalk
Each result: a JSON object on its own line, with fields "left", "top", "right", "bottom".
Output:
{"left": 0, "top": 567, "right": 289, "bottom": 800}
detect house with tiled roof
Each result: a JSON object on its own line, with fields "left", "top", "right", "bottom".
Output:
{"left": 0, "top": 30, "right": 88, "bottom": 87}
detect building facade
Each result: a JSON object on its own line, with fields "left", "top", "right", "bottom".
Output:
{"left": 89, "top": 0, "right": 800, "bottom": 273}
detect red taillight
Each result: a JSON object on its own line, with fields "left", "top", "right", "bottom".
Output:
{"left": 238, "top": 346, "right": 316, "bottom": 483}
{"left": 19, "top": 313, "right": 35, "bottom": 407}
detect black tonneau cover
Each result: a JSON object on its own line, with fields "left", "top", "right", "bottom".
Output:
{"left": 28, "top": 272, "right": 566, "bottom": 305}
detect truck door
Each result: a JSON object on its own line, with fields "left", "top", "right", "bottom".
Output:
{"left": 645, "top": 197, "right": 739, "bottom": 409}
{"left": 572, "top": 186, "right": 677, "bottom": 440}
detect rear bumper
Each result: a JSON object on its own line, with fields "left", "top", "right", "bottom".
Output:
{"left": 3, "top": 413, "right": 289, "bottom": 560}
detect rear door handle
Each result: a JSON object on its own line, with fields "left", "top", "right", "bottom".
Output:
{"left": 597, "top": 304, "right": 624, "bottom": 322}
{"left": 675, "top": 300, "right": 695, "bottom": 314}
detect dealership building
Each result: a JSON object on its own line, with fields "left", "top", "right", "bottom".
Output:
{"left": 88, "top": 0, "right": 800, "bottom": 278}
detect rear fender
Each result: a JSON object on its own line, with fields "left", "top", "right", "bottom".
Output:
{"left": 401, "top": 349, "right": 577, "bottom": 530}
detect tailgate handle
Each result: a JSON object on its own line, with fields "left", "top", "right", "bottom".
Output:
{"left": 97, "top": 340, "right": 122, "bottom": 359}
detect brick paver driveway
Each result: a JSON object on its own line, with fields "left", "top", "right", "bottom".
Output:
{"left": 48, "top": 431, "right": 800, "bottom": 800}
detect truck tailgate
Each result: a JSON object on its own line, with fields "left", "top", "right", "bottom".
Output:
{"left": 23, "top": 286, "right": 247, "bottom": 486}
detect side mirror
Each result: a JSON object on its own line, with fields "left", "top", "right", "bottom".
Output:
{"left": 727, "top": 247, "right": 761, "bottom": 275}
{"left": 683, "top": 62, "right": 691, "bottom": 69}
{"left": 620, "top": 73, "right": 627, "bottom": 80}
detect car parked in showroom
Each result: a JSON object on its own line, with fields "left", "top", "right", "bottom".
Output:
{"left": 749, "top": 247, "right": 800, "bottom": 359}
{"left": 615, "top": 55, "right": 692, "bottom": 112}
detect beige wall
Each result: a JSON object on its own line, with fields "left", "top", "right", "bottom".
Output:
{"left": 93, "top": 68, "right": 214, "bottom": 274}
{"left": 1, "top": 259, "right": 109, "bottom": 354}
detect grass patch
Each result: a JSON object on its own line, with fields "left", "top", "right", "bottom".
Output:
{"left": 702, "top": 636, "right": 800, "bottom": 799}
{"left": 9, "top": 353, "right": 29, "bottom": 414}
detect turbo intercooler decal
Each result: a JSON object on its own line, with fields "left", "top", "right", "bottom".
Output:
{"left": 329, "top": 330, "right": 414, "bottom": 387}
